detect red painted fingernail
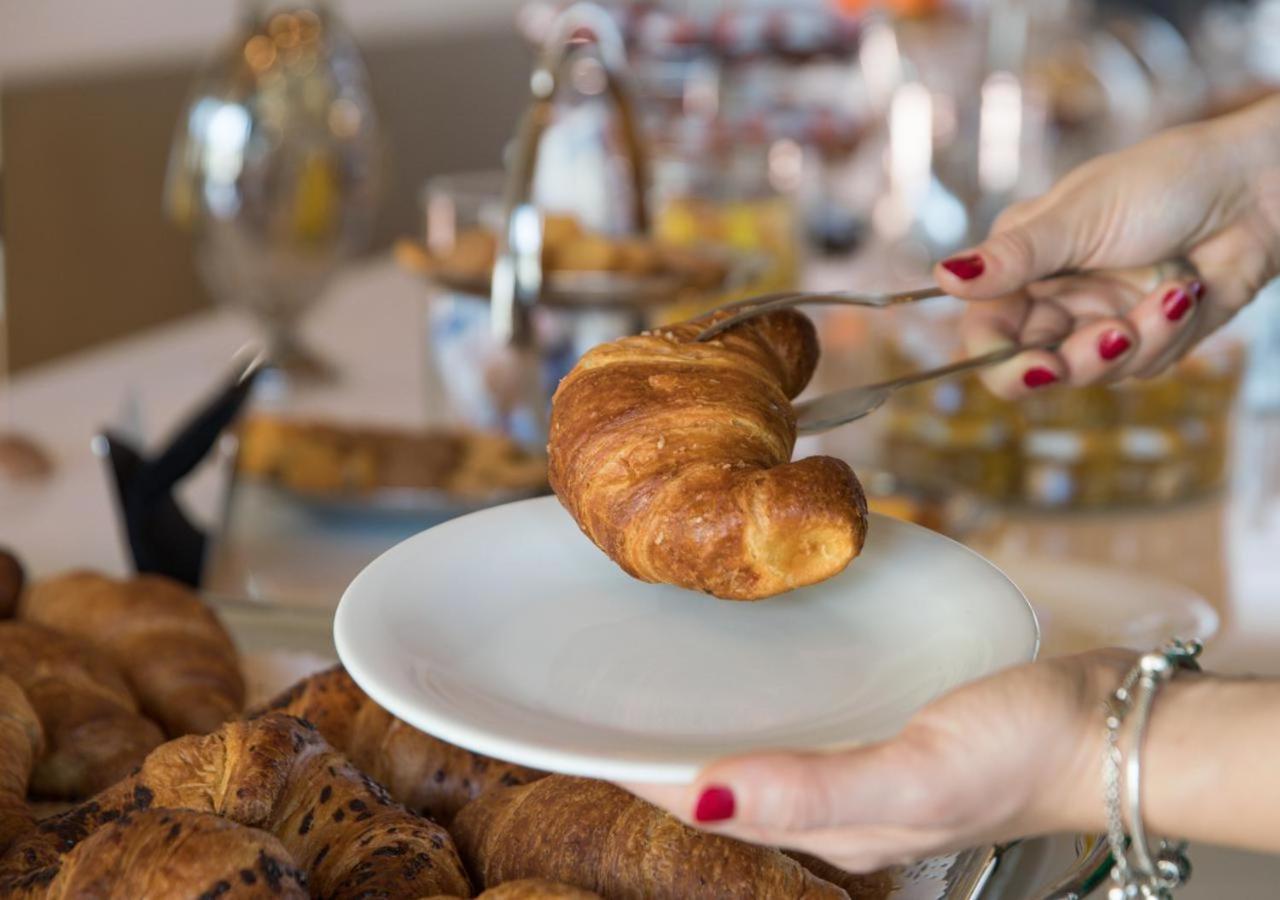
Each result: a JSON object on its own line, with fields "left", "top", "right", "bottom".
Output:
{"left": 694, "top": 786, "right": 736, "bottom": 823}
{"left": 941, "top": 254, "right": 985, "bottom": 281}
{"left": 1023, "top": 367, "right": 1058, "bottom": 389}
{"left": 1099, "top": 330, "right": 1131, "bottom": 361}
{"left": 1189, "top": 281, "right": 1205, "bottom": 301}
{"left": 1162, "top": 288, "right": 1191, "bottom": 321}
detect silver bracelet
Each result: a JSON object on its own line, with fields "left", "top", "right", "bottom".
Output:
{"left": 1103, "top": 639, "right": 1202, "bottom": 900}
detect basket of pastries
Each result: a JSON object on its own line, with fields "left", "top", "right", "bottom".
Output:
{"left": 0, "top": 545, "right": 908, "bottom": 899}
{"left": 233, "top": 414, "right": 549, "bottom": 515}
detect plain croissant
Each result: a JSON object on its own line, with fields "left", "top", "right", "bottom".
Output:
{"left": 21, "top": 572, "right": 245, "bottom": 737}
{"left": 0, "top": 676, "right": 40, "bottom": 856}
{"left": 427, "top": 879, "right": 603, "bottom": 900}
{"left": 451, "top": 775, "right": 849, "bottom": 899}
{"left": 785, "top": 851, "right": 897, "bottom": 900}
{"left": 257, "top": 666, "right": 545, "bottom": 824}
{"left": 0, "top": 809, "right": 309, "bottom": 899}
{"left": 0, "top": 713, "right": 473, "bottom": 900}
{"left": 548, "top": 311, "right": 867, "bottom": 600}
{"left": 0, "top": 621, "right": 164, "bottom": 799}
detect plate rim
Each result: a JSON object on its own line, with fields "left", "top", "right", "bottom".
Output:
{"left": 987, "top": 552, "right": 1220, "bottom": 649}
{"left": 335, "top": 496, "right": 1040, "bottom": 783}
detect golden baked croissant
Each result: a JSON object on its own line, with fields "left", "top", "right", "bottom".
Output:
{"left": 451, "top": 775, "right": 849, "bottom": 899}
{"left": 257, "top": 666, "right": 545, "bottom": 824}
{"left": 0, "top": 676, "right": 41, "bottom": 855}
{"left": 21, "top": 572, "right": 244, "bottom": 736}
{"left": 256, "top": 666, "right": 368, "bottom": 748}
{"left": 427, "top": 879, "right": 603, "bottom": 900}
{"left": 0, "top": 621, "right": 164, "bottom": 799}
{"left": 785, "top": 852, "right": 897, "bottom": 900}
{"left": 0, "top": 809, "right": 309, "bottom": 899}
{"left": 548, "top": 311, "right": 868, "bottom": 600}
{"left": 0, "top": 713, "right": 472, "bottom": 900}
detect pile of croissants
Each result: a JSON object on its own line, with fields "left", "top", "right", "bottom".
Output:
{"left": 0, "top": 548, "right": 892, "bottom": 899}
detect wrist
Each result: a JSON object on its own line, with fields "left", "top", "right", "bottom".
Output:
{"left": 1142, "top": 674, "right": 1254, "bottom": 841}
{"left": 1034, "top": 655, "right": 1219, "bottom": 839}
{"left": 1025, "top": 652, "right": 1132, "bottom": 836}
{"left": 1209, "top": 93, "right": 1280, "bottom": 188}
{"left": 1048, "top": 657, "right": 1280, "bottom": 854}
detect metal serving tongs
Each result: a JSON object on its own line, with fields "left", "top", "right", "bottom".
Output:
{"left": 793, "top": 337, "right": 1058, "bottom": 434}
{"left": 694, "top": 285, "right": 950, "bottom": 343}
{"left": 689, "top": 283, "right": 1054, "bottom": 435}
{"left": 693, "top": 259, "right": 1196, "bottom": 435}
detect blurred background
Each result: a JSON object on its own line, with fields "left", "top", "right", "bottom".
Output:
{"left": 0, "top": 0, "right": 1270, "bottom": 368}
{"left": 1, "top": 0, "right": 528, "bottom": 368}
{"left": 3, "top": 0, "right": 1280, "bottom": 640}
{"left": 7, "top": 5, "right": 1280, "bottom": 892}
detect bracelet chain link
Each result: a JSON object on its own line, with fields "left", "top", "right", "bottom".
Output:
{"left": 1103, "top": 639, "right": 1202, "bottom": 900}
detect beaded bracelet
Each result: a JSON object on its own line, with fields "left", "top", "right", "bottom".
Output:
{"left": 1103, "top": 639, "right": 1202, "bottom": 900}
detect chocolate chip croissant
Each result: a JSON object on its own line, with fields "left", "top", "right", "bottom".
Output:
{"left": 548, "top": 311, "right": 867, "bottom": 600}
{"left": 2, "top": 810, "right": 309, "bottom": 900}
{"left": 1, "top": 714, "right": 472, "bottom": 899}
{"left": 255, "top": 666, "right": 544, "bottom": 825}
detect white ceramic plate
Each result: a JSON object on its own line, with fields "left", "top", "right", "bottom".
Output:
{"left": 987, "top": 555, "right": 1219, "bottom": 658}
{"left": 335, "top": 496, "right": 1039, "bottom": 784}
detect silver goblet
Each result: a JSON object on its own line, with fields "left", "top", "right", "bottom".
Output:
{"left": 165, "top": 1, "right": 382, "bottom": 381}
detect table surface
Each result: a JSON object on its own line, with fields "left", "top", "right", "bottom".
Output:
{"left": 3, "top": 256, "right": 1279, "bottom": 898}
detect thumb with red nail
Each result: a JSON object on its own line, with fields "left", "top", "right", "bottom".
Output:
{"left": 621, "top": 650, "right": 1280, "bottom": 874}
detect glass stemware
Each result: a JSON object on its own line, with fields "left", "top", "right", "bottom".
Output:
{"left": 164, "top": 0, "right": 382, "bottom": 382}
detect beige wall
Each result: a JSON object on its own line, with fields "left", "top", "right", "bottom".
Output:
{"left": 3, "top": 67, "right": 207, "bottom": 371}
{"left": 0, "top": 0, "right": 527, "bottom": 82}
{"left": 2, "top": 26, "right": 531, "bottom": 371}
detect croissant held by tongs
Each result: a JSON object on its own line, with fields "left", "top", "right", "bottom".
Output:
{"left": 549, "top": 309, "right": 868, "bottom": 601}
{"left": 548, "top": 261, "right": 1192, "bottom": 600}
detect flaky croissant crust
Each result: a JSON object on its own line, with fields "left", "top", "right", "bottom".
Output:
{"left": 0, "top": 714, "right": 472, "bottom": 900}
{"left": 0, "top": 675, "right": 41, "bottom": 857}
{"left": 549, "top": 311, "right": 867, "bottom": 600}
{"left": 452, "top": 776, "right": 848, "bottom": 899}
{"left": 255, "top": 665, "right": 544, "bottom": 825}
{"left": 22, "top": 572, "right": 245, "bottom": 738}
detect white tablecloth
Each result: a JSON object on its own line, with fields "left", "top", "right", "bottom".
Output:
{"left": 0, "top": 259, "right": 432, "bottom": 577}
